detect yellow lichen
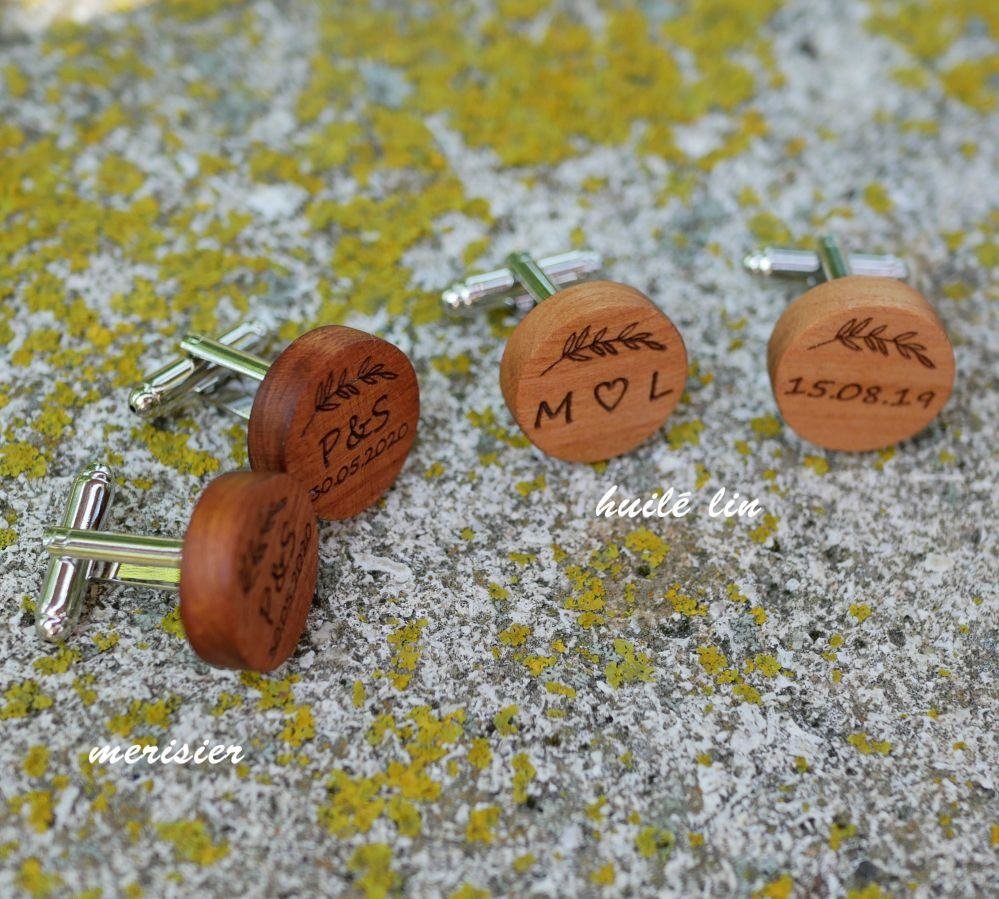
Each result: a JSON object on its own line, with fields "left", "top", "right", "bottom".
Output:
{"left": 511, "top": 753, "right": 536, "bottom": 803}
{"left": 493, "top": 705, "right": 519, "bottom": 736}
{"left": 387, "top": 618, "right": 429, "bottom": 689}
{"left": 749, "top": 513, "right": 779, "bottom": 544}
{"left": 636, "top": 825, "right": 674, "bottom": 858}
{"left": 515, "top": 474, "right": 546, "bottom": 496}
{"left": 754, "top": 873, "right": 794, "bottom": 899}
{"left": 279, "top": 705, "right": 315, "bottom": 748}
{"left": 667, "top": 584, "right": 708, "bottom": 617}
{"left": 863, "top": 182, "right": 894, "bottom": 213}
{"left": 849, "top": 603, "right": 872, "bottom": 623}
{"left": 605, "top": 639, "right": 654, "bottom": 688}
{"left": 589, "top": 862, "right": 615, "bottom": 886}
{"left": 624, "top": 528, "right": 670, "bottom": 569}
{"left": 16, "top": 858, "right": 63, "bottom": 898}
{"left": 448, "top": 886, "right": 489, "bottom": 899}
{"left": 32, "top": 647, "right": 79, "bottom": 675}
{"left": 1, "top": 680, "right": 54, "bottom": 719}
{"left": 132, "top": 424, "right": 220, "bottom": 477}
{"left": 666, "top": 419, "right": 704, "bottom": 449}
{"left": 803, "top": 455, "right": 829, "bottom": 475}
{"left": 466, "top": 806, "right": 500, "bottom": 844}
{"left": 697, "top": 646, "right": 727, "bottom": 676}
{"left": 23, "top": 746, "right": 49, "bottom": 778}
{"left": 0, "top": 443, "right": 47, "bottom": 479}
{"left": 847, "top": 733, "right": 892, "bottom": 756}
{"left": 513, "top": 853, "right": 536, "bottom": 872}
{"left": 468, "top": 738, "right": 492, "bottom": 770}
{"left": 10, "top": 790, "right": 55, "bottom": 833}
{"left": 156, "top": 820, "right": 229, "bottom": 866}
{"left": 348, "top": 844, "right": 400, "bottom": 899}
{"left": 829, "top": 820, "right": 857, "bottom": 850}
{"left": 498, "top": 624, "right": 531, "bottom": 647}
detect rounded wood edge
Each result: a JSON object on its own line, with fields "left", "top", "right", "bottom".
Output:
{"left": 248, "top": 326, "right": 376, "bottom": 474}
{"left": 500, "top": 280, "right": 687, "bottom": 462}
{"left": 248, "top": 326, "right": 420, "bottom": 519}
{"left": 499, "top": 282, "right": 661, "bottom": 404}
{"left": 179, "top": 470, "right": 318, "bottom": 671}
{"left": 767, "top": 277, "right": 955, "bottom": 451}
{"left": 767, "top": 277, "right": 944, "bottom": 384}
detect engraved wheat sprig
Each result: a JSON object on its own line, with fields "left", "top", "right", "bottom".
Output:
{"left": 299, "top": 356, "right": 397, "bottom": 435}
{"left": 808, "top": 318, "right": 935, "bottom": 369}
{"left": 540, "top": 323, "right": 666, "bottom": 376}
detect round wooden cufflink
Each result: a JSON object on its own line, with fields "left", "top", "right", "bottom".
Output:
{"left": 443, "top": 250, "right": 687, "bottom": 462}
{"left": 129, "top": 321, "right": 419, "bottom": 519}
{"left": 37, "top": 463, "right": 318, "bottom": 672}
{"left": 745, "top": 237, "right": 955, "bottom": 452}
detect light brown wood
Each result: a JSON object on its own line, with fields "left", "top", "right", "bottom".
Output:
{"left": 500, "top": 281, "right": 687, "bottom": 462}
{"left": 768, "top": 276, "right": 955, "bottom": 452}
{"left": 180, "top": 471, "right": 318, "bottom": 672}
{"left": 248, "top": 326, "right": 419, "bottom": 519}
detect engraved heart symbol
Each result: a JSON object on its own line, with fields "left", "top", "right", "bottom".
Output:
{"left": 594, "top": 378, "right": 628, "bottom": 412}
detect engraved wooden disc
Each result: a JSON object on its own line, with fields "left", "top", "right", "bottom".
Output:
{"left": 500, "top": 281, "right": 687, "bottom": 462}
{"left": 180, "top": 471, "right": 318, "bottom": 672}
{"left": 768, "top": 277, "right": 955, "bottom": 452}
{"left": 247, "top": 326, "right": 419, "bottom": 519}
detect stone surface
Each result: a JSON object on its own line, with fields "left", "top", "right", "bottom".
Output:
{"left": 0, "top": 1, "right": 996, "bottom": 897}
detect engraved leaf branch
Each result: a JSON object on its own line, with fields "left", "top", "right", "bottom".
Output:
{"left": 540, "top": 323, "right": 666, "bottom": 376}
{"left": 300, "top": 356, "right": 397, "bottom": 435}
{"left": 808, "top": 318, "right": 935, "bottom": 369}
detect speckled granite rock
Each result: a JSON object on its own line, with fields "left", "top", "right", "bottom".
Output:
{"left": 0, "top": 1, "right": 996, "bottom": 897}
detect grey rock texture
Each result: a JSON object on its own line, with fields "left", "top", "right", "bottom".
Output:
{"left": 0, "top": 0, "right": 996, "bottom": 896}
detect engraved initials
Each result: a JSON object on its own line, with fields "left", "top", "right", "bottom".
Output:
{"left": 319, "top": 427, "right": 342, "bottom": 468}
{"left": 649, "top": 370, "right": 673, "bottom": 401}
{"left": 346, "top": 394, "right": 390, "bottom": 450}
{"left": 535, "top": 392, "right": 573, "bottom": 429}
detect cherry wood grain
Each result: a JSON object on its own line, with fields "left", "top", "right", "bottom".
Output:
{"left": 180, "top": 471, "right": 318, "bottom": 672}
{"left": 248, "top": 326, "right": 419, "bottom": 519}
{"left": 768, "top": 276, "right": 954, "bottom": 452}
{"left": 500, "top": 281, "right": 687, "bottom": 462}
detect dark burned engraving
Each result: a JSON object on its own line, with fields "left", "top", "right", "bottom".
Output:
{"left": 540, "top": 323, "right": 666, "bottom": 376}
{"left": 309, "top": 393, "right": 409, "bottom": 504}
{"left": 238, "top": 497, "right": 288, "bottom": 594}
{"left": 535, "top": 392, "right": 573, "bottom": 429}
{"left": 783, "top": 377, "right": 936, "bottom": 409}
{"left": 300, "top": 355, "right": 398, "bottom": 435}
{"left": 318, "top": 394, "right": 391, "bottom": 467}
{"left": 807, "top": 318, "right": 935, "bottom": 369}
{"left": 265, "top": 521, "right": 314, "bottom": 659}
{"left": 318, "top": 427, "right": 341, "bottom": 467}
{"left": 649, "top": 371, "right": 673, "bottom": 401}
{"left": 594, "top": 378, "right": 628, "bottom": 412}
{"left": 346, "top": 395, "right": 390, "bottom": 450}
{"left": 534, "top": 369, "right": 679, "bottom": 429}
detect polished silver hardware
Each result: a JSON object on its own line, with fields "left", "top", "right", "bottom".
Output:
{"left": 36, "top": 465, "right": 183, "bottom": 644}
{"left": 36, "top": 463, "right": 115, "bottom": 641}
{"left": 442, "top": 249, "right": 602, "bottom": 315}
{"left": 743, "top": 240, "right": 908, "bottom": 281}
{"left": 129, "top": 320, "right": 269, "bottom": 420}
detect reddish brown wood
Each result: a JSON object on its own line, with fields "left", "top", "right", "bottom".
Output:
{"left": 500, "top": 281, "right": 687, "bottom": 462}
{"left": 180, "top": 471, "right": 318, "bottom": 672}
{"left": 768, "top": 277, "right": 955, "bottom": 451}
{"left": 248, "top": 326, "right": 420, "bottom": 519}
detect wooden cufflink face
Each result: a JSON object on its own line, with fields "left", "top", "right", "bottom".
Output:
{"left": 248, "top": 326, "right": 420, "bottom": 520}
{"left": 40, "top": 468, "right": 318, "bottom": 672}
{"left": 500, "top": 281, "right": 687, "bottom": 462}
{"left": 768, "top": 277, "right": 955, "bottom": 452}
{"left": 181, "top": 471, "right": 318, "bottom": 671}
